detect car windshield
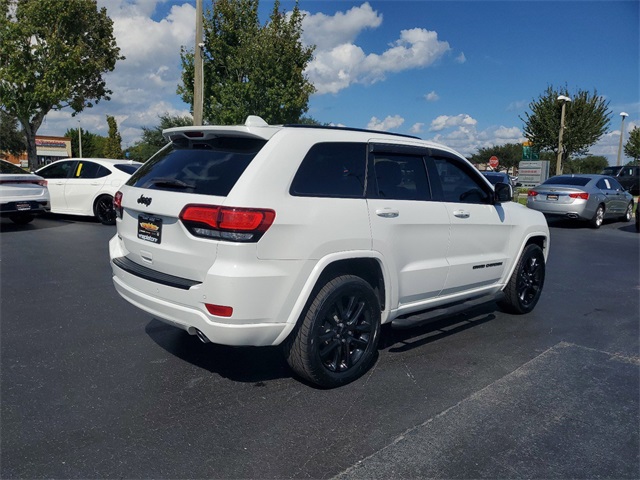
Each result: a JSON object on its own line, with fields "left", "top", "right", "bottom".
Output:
{"left": 0, "top": 161, "right": 28, "bottom": 174}
{"left": 601, "top": 167, "right": 622, "bottom": 176}
{"left": 128, "top": 136, "right": 267, "bottom": 196}
{"left": 543, "top": 176, "right": 590, "bottom": 187}
{"left": 482, "top": 173, "right": 506, "bottom": 185}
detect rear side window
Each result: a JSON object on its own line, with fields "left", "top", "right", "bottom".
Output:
{"left": 371, "top": 154, "right": 431, "bottom": 200}
{"left": 290, "top": 143, "right": 366, "bottom": 198}
{"left": 114, "top": 164, "right": 140, "bottom": 175}
{"left": 128, "top": 137, "right": 266, "bottom": 196}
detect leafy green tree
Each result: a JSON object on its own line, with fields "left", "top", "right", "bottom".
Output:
{"left": 0, "top": 111, "right": 26, "bottom": 156}
{"left": 624, "top": 126, "right": 640, "bottom": 164}
{"left": 521, "top": 85, "right": 611, "bottom": 173}
{"left": 104, "top": 115, "right": 124, "bottom": 159}
{"left": 564, "top": 155, "right": 609, "bottom": 174}
{"left": 126, "top": 113, "right": 193, "bottom": 162}
{"left": 467, "top": 143, "right": 522, "bottom": 173}
{"left": 64, "top": 127, "right": 107, "bottom": 158}
{"left": 0, "top": 0, "right": 123, "bottom": 170}
{"left": 178, "top": 0, "right": 315, "bottom": 125}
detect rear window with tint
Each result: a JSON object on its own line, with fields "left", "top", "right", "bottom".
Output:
{"left": 543, "top": 176, "right": 590, "bottom": 187}
{"left": 0, "top": 161, "right": 27, "bottom": 174}
{"left": 127, "top": 137, "right": 266, "bottom": 196}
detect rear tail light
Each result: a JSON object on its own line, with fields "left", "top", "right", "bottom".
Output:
{"left": 569, "top": 192, "right": 589, "bottom": 200}
{"left": 0, "top": 179, "right": 47, "bottom": 186}
{"left": 114, "top": 191, "right": 123, "bottom": 219}
{"left": 179, "top": 204, "right": 275, "bottom": 242}
{"left": 527, "top": 190, "right": 538, "bottom": 197}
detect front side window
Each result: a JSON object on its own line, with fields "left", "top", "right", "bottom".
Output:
{"left": 38, "top": 161, "right": 77, "bottom": 179}
{"left": 290, "top": 142, "right": 366, "bottom": 198}
{"left": 431, "top": 157, "right": 491, "bottom": 204}
{"left": 128, "top": 137, "right": 266, "bottom": 197}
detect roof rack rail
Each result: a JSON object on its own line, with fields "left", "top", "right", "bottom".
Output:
{"left": 282, "top": 123, "right": 420, "bottom": 140}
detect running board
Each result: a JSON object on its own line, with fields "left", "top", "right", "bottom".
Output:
{"left": 391, "top": 292, "right": 504, "bottom": 330}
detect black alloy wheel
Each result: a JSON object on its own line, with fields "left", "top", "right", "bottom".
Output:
{"left": 94, "top": 195, "right": 116, "bottom": 225}
{"left": 499, "top": 244, "right": 546, "bottom": 315}
{"left": 284, "top": 275, "right": 381, "bottom": 388}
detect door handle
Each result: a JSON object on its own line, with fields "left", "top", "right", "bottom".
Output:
{"left": 453, "top": 210, "right": 470, "bottom": 219}
{"left": 376, "top": 208, "right": 399, "bottom": 218}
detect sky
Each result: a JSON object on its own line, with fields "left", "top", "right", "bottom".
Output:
{"left": 38, "top": 0, "right": 639, "bottom": 164}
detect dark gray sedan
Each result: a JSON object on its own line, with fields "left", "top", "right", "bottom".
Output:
{"left": 526, "top": 174, "right": 634, "bottom": 228}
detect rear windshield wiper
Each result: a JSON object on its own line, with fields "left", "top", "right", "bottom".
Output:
{"left": 148, "top": 178, "right": 196, "bottom": 190}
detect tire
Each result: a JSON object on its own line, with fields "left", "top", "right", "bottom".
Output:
{"left": 590, "top": 204, "right": 605, "bottom": 229}
{"left": 94, "top": 195, "right": 116, "bottom": 225}
{"left": 9, "top": 213, "right": 34, "bottom": 225}
{"left": 284, "top": 275, "right": 381, "bottom": 388}
{"left": 622, "top": 202, "right": 633, "bottom": 222}
{"left": 498, "top": 244, "right": 545, "bottom": 315}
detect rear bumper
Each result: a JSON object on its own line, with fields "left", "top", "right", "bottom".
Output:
{"left": 112, "top": 274, "right": 288, "bottom": 346}
{"left": 109, "top": 234, "right": 304, "bottom": 347}
{"left": 0, "top": 200, "right": 50, "bottom": 215}
{"left": 526, "top": 199, "right": 594, "bottom": 220}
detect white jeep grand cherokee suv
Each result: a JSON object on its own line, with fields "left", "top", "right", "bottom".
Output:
{"left": 110, "top": 116, "right": 549, "bottom": 388}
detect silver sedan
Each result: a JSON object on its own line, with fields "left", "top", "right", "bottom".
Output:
{"left": 526, "top": 174, "right": 634, "bottom": 228}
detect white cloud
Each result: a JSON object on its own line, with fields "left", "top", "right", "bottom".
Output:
{"left": 38, "top": 0, "right": 195, "bottom": 147}
{"left": 367, "top": 115, "right": 405, "bottom": 131}
{"left": 303, "top": 4, "right": 451, "bottom": 95}
{"left": 410, "top": 123, "right": 425, "bottom": 134}
{"left": 300, "top": 2, "right": 382, "bottom": 51}
{"left": 455, "top": 52, "right": 466, "bottom": 64}
{"left": 425, "top": 91, "right": 439, "bottom": 102}
{"left": 430, "top": 114, "right": 477, "bottom": 132}
{"left": 424, "top": 115, "right": 524, "bottom": 157}
{"left": 507, "top": 100, "right": 528, "bottom": 112}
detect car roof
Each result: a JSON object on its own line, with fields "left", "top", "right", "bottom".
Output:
{"left": 162, "top": 115, "right": 462, "bottom": 157}
{"left": 43, "top": 158, "right": 142, "bottom": 167}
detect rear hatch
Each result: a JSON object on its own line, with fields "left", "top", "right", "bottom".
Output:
{"left": 115, "top": 125, "right": 277, "bottom": 283}
{"left": 532, "top": 185, "right": 588, "bottom": 204}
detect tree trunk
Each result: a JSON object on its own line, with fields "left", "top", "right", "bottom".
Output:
{"left": 18, "top": 111, "right": 46, "bottom": 172}
{"left": 23, "top": 124, "right": 39, "bottom": 172}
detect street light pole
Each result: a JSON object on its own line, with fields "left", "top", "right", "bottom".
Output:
{"left": 556, "top": 95, "right": 571, "bottom": 176}
{"left": 193, "top": 0, "right": 204, "bottom": 126}
{"left": 616, "top": 112, "right": 629, "bottom": 166}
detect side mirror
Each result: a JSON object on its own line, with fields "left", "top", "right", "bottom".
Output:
{"left": 494, "top": 182, "right": 513, "bottom": 203}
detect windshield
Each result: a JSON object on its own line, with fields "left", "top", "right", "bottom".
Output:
{"left": 128, "top": 137, "right": 267, "bottom": 196}
{"left": 601, "top": 166, "right": 622, "bottom": 176}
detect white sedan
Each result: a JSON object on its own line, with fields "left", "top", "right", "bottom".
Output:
{"left": 36, "top": 158, "right": 142, "bottom": 225}
{"left": 0, "top": 159, "right": 50, "bottom": 225}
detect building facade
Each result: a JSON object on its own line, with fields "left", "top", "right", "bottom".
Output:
{"left": 2, "top": 136, "right": 72, "bottom": 169}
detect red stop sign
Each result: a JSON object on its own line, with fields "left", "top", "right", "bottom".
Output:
{"left": 489, "top": 156, "right": 499, "bottom": 168}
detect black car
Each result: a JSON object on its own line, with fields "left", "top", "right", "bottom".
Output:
{"left": 601, "top": 166, "right": 639, "bottom": 196}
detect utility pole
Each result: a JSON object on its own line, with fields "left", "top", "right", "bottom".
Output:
{"left": 193, "top": 0, "right": 204, "bottom": 126}
{"left": 555, "top": 95, "right": 571, "bottom": 176}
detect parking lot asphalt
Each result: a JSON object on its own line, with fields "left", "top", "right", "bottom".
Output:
{"left": 1, "top": 214, "right": 638, "bottom": 479}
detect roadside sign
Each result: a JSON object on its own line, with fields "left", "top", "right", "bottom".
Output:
{"left": 489, "top": 156, "right": 499, "bottom": 169}
{"left": 518, "top": 160, "right": 550, "bottom": 187}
